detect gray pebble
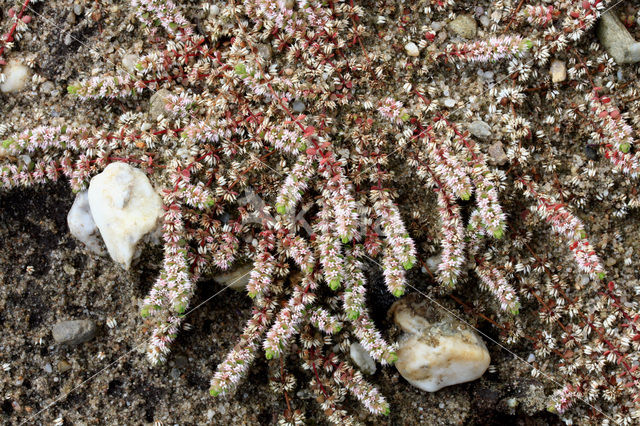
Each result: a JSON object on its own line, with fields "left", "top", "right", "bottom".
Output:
{"left": 52, "top": 319, "right": 96, "bottom": 346}
{"left": 174, "top": 355, "right": 188, "bottom": 368}
{"left": 170, "top": 368, "right": 181, "bottom": 379}
{"left": 40, "top": 81, "right": 55, "bottom": 94}
{"left": 448, "top": 15, "right": 477, "bottom": 39}
{"left": 467, "top": 120, "right": 492, "bottom": 140}
{"left": 487, "top": 142, "right": 508, "bottom": 166}
{"left": 479, "top": 15, "right": 490, "bottom": 27}
{"left": 292, "top": 100, "right": 305, "bottom": 113}
{"left": 149, "top": 88, "right": 172, "bottom": 120}
{"left": 597, "top": 11, "right": 640, "bottom": 64}
{"left": 74, "top": 3, "right": 84, "bottom": 15}
{"left": 64, "top": 33, "right": 73, "bottom": 46}
{"left": 44, "top": 363, "right": 53, "bottom": 373}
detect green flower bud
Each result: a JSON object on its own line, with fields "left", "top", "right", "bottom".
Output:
{"left": 329, "top": 279, "right": 340, "bottom": 291}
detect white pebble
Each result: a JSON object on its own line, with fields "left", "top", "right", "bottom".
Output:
{"left": 443, "top": 98, "right": 456, "bottom": 108}
{"left": 550, "top": 59, "right": 567, "bottom": 83}
{"left": 349, "top": 342, "right": 376, "bottom": 375}
{"left": 0, "top": 60, "right": 30, "bottom": 93}
{"left": 390, "top": 295, "right": 490, "bottom": 392}
{"left": 405, "top": 42, "right": 419, "bottom": 57}
{"left": 67, "top": 191, "right": 105, "bottom": 255}
{"left": 122, "top": 53, "right": 140, "bottom": 74}
{"left": 88, "top": 162, "right": 164, "bottom": 269}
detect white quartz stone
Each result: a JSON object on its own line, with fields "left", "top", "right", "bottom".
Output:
{"left": 87, "top": 162, "right": 163, "bottom": 269}
{"left": 122, "top": 53, "right": 140, "bottom": 73}
{"left": 390, "top": 294, "right": 490, "bottom": 392}
{"left": 550, "top": 60, "right": 567, "bottom": 83}
{"left": 67, "top": 191, "right": 104, "bottom": 255}
{"left": 405, "top": 42, "right": 419, "bottom": 57}
{"left": 1, "top": 60, "right": 30, "bottom": 93}
{"left": 349, "top": 342, "right": 376, "bottom": 375}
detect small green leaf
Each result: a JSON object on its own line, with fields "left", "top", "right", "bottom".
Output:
{"left": 402, "top": 261, "right": 414, "bottom": 270}
{"left": 276, "top": 203, "right": 287, "bottom": 214}
{"left": 620, "top": 143, "right": 631, "bottom": 153}
{"left": 341, "top": 235, "right": 349, "bottom": 244}
{"left": 67, "top": 85, "right": 79, "bottom": 95}
{"left": 2, "top": 138, "right": 14, "bottom": 148}
{"left": 234, "top": 63, "right": 247, "bottom": 77}
{"left": 168, "top": 22, "right": 179, "bottom": 30}
{"left": 265, "top": 349, "right": 275, "bottom": 360}
{"left": 209, "top": 388, "right": 220, "bottom": 397}
{"left": 347, "top": 310, "right": 359, "bottom": 321}
{"left": 400, "top": 112, "right": 410, "bottom": 122}
{"left": 460, "top": 191, "right": 471, "bottom": 201}
{"left": 140, "top": 306, "right": 150, "bottom": 318}
{"left": 598, "top": 272, "right": 605, "bottom": 280}
{"left": 392, "top": 288, "right": 404, "bottom": 298}
{"left": 520, "top": 39, "right": 533, "bottom": 50}
{"left": 493, "top": 228, "right": 504, "bottom": 239}
{"left": 388, "top": 352, "right": 398, "bottom": 364}
{"left": 329, "top": 279, "right": 341, "bottom": 290}
{"left": 135, "top": 63, "right": 144, "bottom": 71}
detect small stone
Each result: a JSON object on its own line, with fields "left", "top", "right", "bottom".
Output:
{"left": 479, "top": 15, "right": 490, "bottom": 27}
{"left": 585, "top": 144, "right": 598, "bottom": 160}
{"left": 122, "top": 53, "right": 140, "bottom": 74}
{"left": 390, "top": 294, "right": 490, "bottom": 392}
{"left": 67, "top": 191, "right": 104, "bottom": 255}
{"left": 487, "top": 142, "right": 508, "bottom": 166}
{"left": 44, "top": 363, "right": 53, "bottom": 374}
{"left": 349, "top": 342, "right": 376, "bottom": 375}
{"left": 597, "top": 11, "right": 640, "bottom": 64}
{"left": 448, "top": 15, "right": 477, "bottom": 39}
{"left": 405, "top": 42, "right": 419, "bottom": 57}
{"left": 74, "top": 3, "right": 84, "bottom": 15}
{"left": 170, "top": 368, "right": 180, "bottom": 379}
{"left": 0, "top": 60, "right": 30, "bottom": 93}
{"left": 292, "top": 100, "right": 306, "bottom": 113}
{"left": 88, "top": 162, "right": 164, "bottom": 269}
{"left": 174, "top": 355, "right": 188, "bottom": 368}
{"left": 52, "top": 320, "right": 96, "bottom": 346}
{"left": 40, "top": 81, "right": 55, "bottom": 94}
{"left": 550, "top": 59, "right": 566, "bottom": 83}
{"left": 467, "top": 120, "right": 491, "bottom": 140}
{"left": 57, "top": 360, "right": 72, "bottom": 373}
{"left": 257, "top": 43, "right": 272, "bottom": 61}
{"left": 627, "top": 43, "right": 640, "bottom": 63}
{"left": 208, "top": 5, "right": 220, "bottom": 17}
{"left": 443, "top": 98, "right": 456, "bottom": 108}
{"left": 426, "top": 254, "right": 441, "bottom": 272}
{"left": 149, "top": 88, "right": 172, "bottom": 120}
{"left": 213, "top": 263, "right": 253, "bottom": 291}
{"left": 66, "top": 12, "right": 76, "bottom": 24}
{"left": 64, "top": 33, "right": 73, "bottom": 46}
{"left": 62, "top": 264, "right": 75, "bottom": 275}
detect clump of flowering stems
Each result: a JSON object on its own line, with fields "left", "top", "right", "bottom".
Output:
{"left": 2, "top": 0, "right": 640, "bottom": 423}
{"left": 0, "top": 0, "right": 33, "bottom": 66}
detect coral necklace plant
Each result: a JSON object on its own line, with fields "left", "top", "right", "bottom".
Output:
{"left": 2, "top": 0, "right": 640, "bottom": 423}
